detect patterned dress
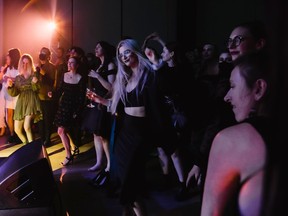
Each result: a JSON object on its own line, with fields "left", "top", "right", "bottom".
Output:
{"left": 7, "top": 74, "right": 42, "bottom": 123}
{"left": 54, "top": 77, "right": 86, "bottom": 128}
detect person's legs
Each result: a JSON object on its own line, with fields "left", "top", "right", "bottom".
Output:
{"left": 6, "top": 108, "right": 14, "bottom": 136}
{"left": 171, "top": 149, "right": 189, "bottom": 201}
{"left": 102, "top": 137, "right": 110, "bottom": 171}
{"left": 157, "top": 147, "right": 169, "bottom": 175}
{"left": 58, "top": 126, "right": 73, "bottom": 165}
{"left": 23, "top": 115, "right": 34, "bottom": 142}
{"left": 132, "top": 200, "right": 147, "bottom": 216}
{"left": 88, "top": 134, "right": 104, "bottom": 171}
{"left": 171, "top": 149, "right": 185, "bottom": 183}
{"left": 69, "top": 123, "right": 82, "bottom": 151}
{"left": 14, "top": 119, "right": 27, "bottom": 143}
{"left": 40, "top": 100, "right": 54, "bottom": 145}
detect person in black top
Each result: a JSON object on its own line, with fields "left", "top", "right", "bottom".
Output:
{"left": 90, "top": 38, "right": 179, "bottom": 216}
{"left": 49, "top": 56, "right": 86, "bottom": 166}
{"left": 36, "top": 47, "right": 57, "bottom": 146}
{"left": 82, "top": 41, "right": 117, "bottom": 185}
{"left": 201, "top": 51, "right": 272, "bottom": 216}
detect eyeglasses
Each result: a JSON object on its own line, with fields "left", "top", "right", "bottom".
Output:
{"left": 118, "top": 49, "right": 132, "bottom": 59}
{"left": 227, "top": 35, "right": 248, "bottom": 48}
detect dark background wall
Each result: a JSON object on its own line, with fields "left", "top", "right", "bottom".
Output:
{"left": 177, "top": 0, "right": 264, "bottom": 51}
{"left": 2, "top": 0, "right": 177, "bottom": 60}
{"left": 2, "top": 0, "right": 265, "bottom": 60}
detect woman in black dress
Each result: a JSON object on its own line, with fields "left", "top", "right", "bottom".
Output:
{"left": 81, "top": 41, "right": 117, "bottom": 179}
{"left": 49, "top": 56, "right": 86, "bottom": 166}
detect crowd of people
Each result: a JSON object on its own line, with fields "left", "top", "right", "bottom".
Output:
{"left": 0, "top": 20, "right": 284, "bottom": 216}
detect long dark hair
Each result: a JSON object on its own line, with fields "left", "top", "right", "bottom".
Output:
{"left": 96, "top": 41, "right": 116, "bottom": 71}
{"left": 8, "top": 48, "right": 21, "bottom": 70}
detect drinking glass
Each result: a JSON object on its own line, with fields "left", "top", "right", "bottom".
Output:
{"left": 86, "top": 88, "right": 95, "bottom": 108}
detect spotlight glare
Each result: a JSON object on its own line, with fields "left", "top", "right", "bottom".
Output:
{"left": 48, "top": 21, "right": 56, "bottom": 31}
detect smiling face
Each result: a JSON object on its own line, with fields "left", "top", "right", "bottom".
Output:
{"left": 67, "top": 57, "right": 78, "bottom": 72}
{"left": 118, "top": 45, "right": 138, "bottom": 68}
{"left": 228, "top": 27, "right": 259, "bottom": 61}
{"left": 224, "top": 66, "right": 257, "bottom": 122}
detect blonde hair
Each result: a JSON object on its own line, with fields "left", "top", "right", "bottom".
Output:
{"left": 110, "top": 39, "right": 153, "bottom": 114}
{"left": 18, "top": 53, "right": 36, "bottom": 77}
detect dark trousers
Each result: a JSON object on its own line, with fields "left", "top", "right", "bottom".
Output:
{"left": 38, "top": 100, "right": 56, "bottom": 143}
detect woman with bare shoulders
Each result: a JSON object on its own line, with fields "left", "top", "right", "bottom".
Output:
{"left": 201, "top": 51, "right": 272, "bottom": 216}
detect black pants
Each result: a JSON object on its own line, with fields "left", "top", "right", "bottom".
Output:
{"left": 38, "top": 100, "right": 56, "bottom": 143}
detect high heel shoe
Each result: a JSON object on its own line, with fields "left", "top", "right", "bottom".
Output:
{"left": 90, "top": 170, "right": 109, "bottom": 187}
{"left": 72, "top": 147, "right": 80, "bottom": 156}
{"left": 61, "top": 156, "right": 74, "bottom": 166}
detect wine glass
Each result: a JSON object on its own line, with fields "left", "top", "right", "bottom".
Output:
{"left": 86, "top": 88, "right": 95, "bottom": 108}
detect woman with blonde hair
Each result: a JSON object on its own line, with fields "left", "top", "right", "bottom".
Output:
{"left": 91, "top": 38, "right": 179, "bottom": 216}
{"left": 7, "top": 54, "right": 42, "bottom": 144}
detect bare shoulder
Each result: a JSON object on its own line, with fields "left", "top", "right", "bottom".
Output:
{"left": 211, "top": 122, "right": 266, "bottom": 176}
{"left": 214, "top": 122, "right": 265, "bottom": 149}
{"left": 108, "top": 62, "right": 116, "bottom": 70}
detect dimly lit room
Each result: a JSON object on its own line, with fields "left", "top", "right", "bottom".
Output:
{"left": 0, "top": 0, "right": 287, "bottom": 215}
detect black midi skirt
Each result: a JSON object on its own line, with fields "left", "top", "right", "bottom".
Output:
{"left": 115, "top": 113, "right": 152, "bottom": 205}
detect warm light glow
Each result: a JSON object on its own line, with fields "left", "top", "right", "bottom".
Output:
{"left": 48, "top": 21, "right": 56, "bottom": 31}
{"left": 3, "top": 0, "right": 70, "bottom": 62}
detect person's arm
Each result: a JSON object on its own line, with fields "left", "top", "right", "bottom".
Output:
{"left": 201, "top": 128, "right": 240, "bottom": 216}
{"left": 91, "top": 93, "right": 112, "bottom": 112}
{"left": 31, "top": 74, "right": 40, "bottom": 92}
{"left": 7, "top": 77, "right": 20, "bottom": 97}
{"left": 88, "top": 62, "right": 116, "bottom": 92}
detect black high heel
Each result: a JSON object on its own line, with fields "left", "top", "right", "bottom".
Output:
{"left": 72, "top": 147, "right": 80, "bottom": 156}
{"left": 91, "top": 170, "right": 109, "bottom": 187}
{"left": 61, "top": 156, "right": 74, "bottom": 166}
